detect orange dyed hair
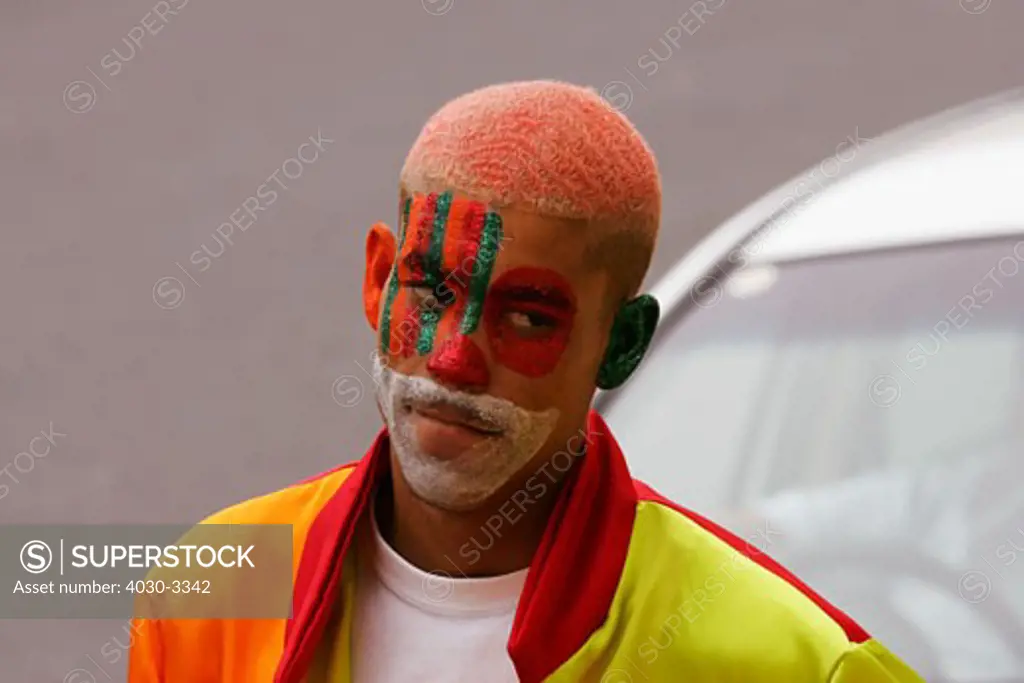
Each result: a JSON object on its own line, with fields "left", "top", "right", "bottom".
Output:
{"left": 400, "top": 80, "right": 662, "bottom": 300}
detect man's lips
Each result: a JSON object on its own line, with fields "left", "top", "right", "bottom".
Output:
{"left": 409, "top": 403, "right": 503, "bottom": 435}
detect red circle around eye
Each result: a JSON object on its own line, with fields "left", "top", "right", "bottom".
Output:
{"left": 483, "top": 267, "right": 577, "bottom": 378}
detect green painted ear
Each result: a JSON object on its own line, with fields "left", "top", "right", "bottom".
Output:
{"left": 596, "top": 294, "right": 660, "bottom": 390}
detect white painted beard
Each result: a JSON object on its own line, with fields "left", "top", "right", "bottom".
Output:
{"left": 371, "top": 352, "right": 559, "bottom": 512}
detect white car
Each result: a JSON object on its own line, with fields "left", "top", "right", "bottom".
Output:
{"left": 597, "top": 89, "right": 1024, "bottom": 683}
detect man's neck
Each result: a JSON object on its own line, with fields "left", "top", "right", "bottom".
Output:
{"left": 378, "top": 453, "right": 568, "bottom": 578}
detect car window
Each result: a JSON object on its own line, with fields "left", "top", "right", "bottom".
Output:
{"left": 602, "top": 235, "right": 1024, "bottom": 514}
{"left": 603, "top": 342, "right": 777, "bottom": 514}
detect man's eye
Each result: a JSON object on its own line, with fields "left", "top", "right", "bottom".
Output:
{"left": 407, "top": 284, "right": 444, "bottom": 311}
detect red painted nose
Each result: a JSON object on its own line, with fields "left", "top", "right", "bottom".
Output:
{"left": 426, "top": 335, "right": 490, "bottom": 389}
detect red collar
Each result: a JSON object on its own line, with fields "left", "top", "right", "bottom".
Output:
{"left": 274, "top": 409, "right": 638, "bottom": 683}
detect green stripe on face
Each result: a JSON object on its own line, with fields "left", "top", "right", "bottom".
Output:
{"left": 379, "top": 197, "right": 413, "bottom": 356}
{"left": 460, "top": 211, "right": 503, "bottom": 335}
{"left": 415, "top": 191, "right": 452, "bottom": 355}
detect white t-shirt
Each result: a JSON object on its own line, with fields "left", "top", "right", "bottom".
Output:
{"left": 351, "top": 511, "right": 527, "bottom": 683}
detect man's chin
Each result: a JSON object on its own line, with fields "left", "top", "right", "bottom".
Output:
{"left": 408, "top": 484, "right": 491, "bottom": 514}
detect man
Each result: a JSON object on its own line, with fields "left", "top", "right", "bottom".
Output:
{"left": 128, "top": 80, "right": 923, "bottom": 681}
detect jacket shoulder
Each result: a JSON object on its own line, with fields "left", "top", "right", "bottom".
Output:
{"left": 127, "top": 463, "right": 360, "bottom": 682}
{"left": 199, "top": 461, "right": 360, "bottom": 526}
{"left": 633, "top": 479, "right": 870, "bottom": 643}
{"left": 617, "top": 480, "right": 866, "bottom": 680}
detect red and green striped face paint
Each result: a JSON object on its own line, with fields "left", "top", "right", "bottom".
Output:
{"left": 380, "top": 191, "right": 577, "bottom": 383}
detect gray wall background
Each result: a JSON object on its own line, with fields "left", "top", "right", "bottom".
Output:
{"left": 1, "top": 0, "right": 1022, "bottom": 679}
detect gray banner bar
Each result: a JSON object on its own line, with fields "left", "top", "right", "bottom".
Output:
{"left": 1, "top": 524, "right": 293, "bottom": 619}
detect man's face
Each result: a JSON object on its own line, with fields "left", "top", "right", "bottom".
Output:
{"left": 364, "top": 191, "right": 616, "bottom": 511}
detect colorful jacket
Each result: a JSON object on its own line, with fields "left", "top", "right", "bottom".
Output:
{"left": 127, "top": 410, "right": 924, "bottom": 682}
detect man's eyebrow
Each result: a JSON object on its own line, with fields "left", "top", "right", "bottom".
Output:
{"left": 400, "top": 250, "right": 429, "bottom": 272}
{"left": 400, "top": 250, "right": 456, "bottom": 284}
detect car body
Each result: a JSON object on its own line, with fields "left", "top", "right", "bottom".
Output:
{"left": 596, "top": 89, "right": 1024, "bottom": 682}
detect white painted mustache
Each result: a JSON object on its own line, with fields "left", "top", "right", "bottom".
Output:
{"left": 371, "top": 351, "right": 561, "bottom": 510}
{"left": 371, "top": 353, "right": 522, "bottom": 433}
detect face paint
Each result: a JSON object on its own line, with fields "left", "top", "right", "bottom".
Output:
{"left": 373, "top": 352, "right": 558, "bottom": 511}
{"left": 484, "top": 267, "right": 577, "bottom": 378}
{"left": 595, "top": 294, "right": 660, "bottom": 389}
{"left": 380, "top": 191, "right": 504, "bottom": 383}
{"left": 379, "top": 191, "right": 574, "bottom": 381}
{"left": 427, "top": 335, "right": 489, "bottom": 387}
{"left": 459, "top": 210, "right": 502, "bottom": 335}
{"left": 379, "top": 196, "right": 415, "bottom": 357}
{"left": 423, "top": 193, "right": 495, "bottom": 386}
{"left": 414, "top": 191, "right": 450, "bottom": 355}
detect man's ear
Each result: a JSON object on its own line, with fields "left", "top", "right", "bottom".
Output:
{"left": 364, "top": 222, "right": 397, "bottom": 331}
{"left": 595, "top": 294, "right": 660, "bottom": 390}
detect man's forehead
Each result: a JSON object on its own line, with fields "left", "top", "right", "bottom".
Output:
{"left": 402, "top": 190, "right": 593, "bottom": 259}
{"left": 401, "top": 188, "right": 496, "bottom": 219}
{"left": 395, "top": 190, "right": 610, "bottom": 312}
{"left": 399, "top": 191, "right": 500, "bottom": 263}
{"left": 401, "top": 191, "right": 496, "bottom": 235}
